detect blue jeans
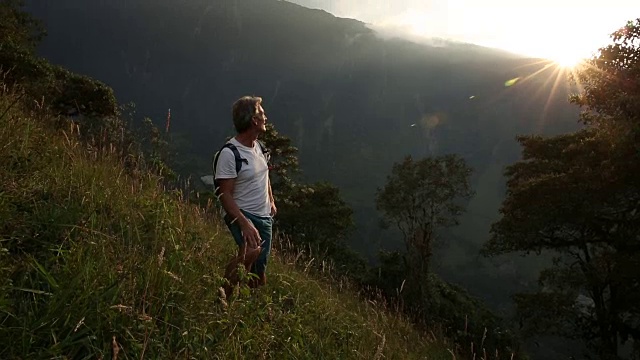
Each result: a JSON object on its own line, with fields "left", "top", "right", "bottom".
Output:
{"left": 224, "top": 209, "right": 273, "bottom": 275}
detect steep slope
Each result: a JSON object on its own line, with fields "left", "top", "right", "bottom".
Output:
{"left": 0, "top": 86, "right": 457, "bottom": 359}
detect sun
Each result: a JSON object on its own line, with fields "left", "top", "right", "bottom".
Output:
{"left": 479, "top": 18, "right": 599, "bottom": 71}
{"left": 506, "top": 40, "right": 592, "bottom": 70}
{"left": 548, "top": 52, "right": 586, "bottom": 69}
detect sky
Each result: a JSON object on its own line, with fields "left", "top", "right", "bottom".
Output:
{"left": 287, "top": 0, "right": 640, "bottom": 66}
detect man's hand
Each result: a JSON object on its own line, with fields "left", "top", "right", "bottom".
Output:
{"left": 240, "top": 220, "right": 261, "bottom": 248}
{"left": 270, "top": 201, "right": 277, "bottom": 217}
{"left": 218, "top": 178, "right": 262, "bottom": 248}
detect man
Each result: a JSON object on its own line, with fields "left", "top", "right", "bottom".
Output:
{"left": 215, "top": 96, "right": 276, "bottom": 287}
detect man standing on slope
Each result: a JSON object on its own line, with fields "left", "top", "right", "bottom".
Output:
{"left": 215, "top": 96, "right": 276, "bottom": 287}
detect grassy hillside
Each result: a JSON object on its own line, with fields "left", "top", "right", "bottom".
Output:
{"left": 0, "top": 85, "right": 457, "bottom": 358}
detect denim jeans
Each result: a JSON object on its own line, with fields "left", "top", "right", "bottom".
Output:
{"left": 224, "top": 209, "right": 273, "bottom": 275}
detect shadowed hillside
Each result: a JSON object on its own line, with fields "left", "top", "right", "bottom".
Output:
{"left": 0, "top": 80, "right": 470, "bottom": 358}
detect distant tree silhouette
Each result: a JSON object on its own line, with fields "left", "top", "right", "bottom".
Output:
{"left": 376, "top": 154, "right": 473, "bottom": 306}
{"left": 484, "top": 19, "right": 640, "bottom": 359}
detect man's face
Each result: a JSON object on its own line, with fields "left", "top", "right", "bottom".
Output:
{"left": 253, "top": 104, "right": 268, "bottom": 132}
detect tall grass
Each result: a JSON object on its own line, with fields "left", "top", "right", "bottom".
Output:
{"left": 0, "top": 86, "right": 455, "bottom": 359}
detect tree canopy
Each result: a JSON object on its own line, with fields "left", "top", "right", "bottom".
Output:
{"left": 484, "top": 18, "right": 640, "bottom": 359}
{"left": 376, "top": 154, "right": 474, "bottom": 273}
{"left": 376, "top": 154, "right": 473, "bottom": 309}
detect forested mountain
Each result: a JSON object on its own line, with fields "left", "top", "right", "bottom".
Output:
{"left": 25, "top": 0, "right": 580, "bottom": 315}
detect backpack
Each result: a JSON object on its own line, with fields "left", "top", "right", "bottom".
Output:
{"left": 212, "top": 140, "right": 269, "bottom": 196}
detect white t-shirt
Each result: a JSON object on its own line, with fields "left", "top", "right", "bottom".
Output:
{"left": 215, "top": 137, "right": 271, "bottom": 217}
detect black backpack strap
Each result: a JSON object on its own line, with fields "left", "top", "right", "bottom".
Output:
{"left": 213, "top": 143, "right": 247, "bottom": 178}
{"left": 256, "top": 140, "right": 271, "bottom": 163}
{"left": 227, "top": 143, "right": 247, "bottom": 174}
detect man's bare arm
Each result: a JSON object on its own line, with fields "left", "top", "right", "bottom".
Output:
{"left": 268, "top": 178, "right": 277, "bottom": 216}
{"left": 218, "top": 178, "right": 261, "bottom": 248}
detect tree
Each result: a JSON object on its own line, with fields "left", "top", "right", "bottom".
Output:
{"left": 374, "top": 158, "right": 523, "bottom": 358}
{"left": 276, "top": 181, "right": 363, "bottom": 276}
{"left": 376, "top": 154, "right": 473, "bottom": 304}
{"left": 259, "top": 123, "right": 301, "bottom": 203}
{"left": 258, "top": 124, "right": 364, "bottom": 276}
{"left": 484, "top": 131, "right": 640, "bottom": 357}
{"left": 0, "top": 0, "right": 45, "bottom": 52}
{"left": 0, "top": 1, "right": 118, "bottom": 119}
{"left": 484, "top": 19, "right": 640, "bottom": 359}
{"left": 570, "top": 19, "right": 640, "bottom": 190}
{"left": 276, "top": 182, "right": 353, "bottom": 244}
{"left": 570, "top": 19, "right": 640, "bottom": 129}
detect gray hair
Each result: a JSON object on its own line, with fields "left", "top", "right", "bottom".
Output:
{"left": 231, "top": 96, "right": 262, "bottom": 133}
